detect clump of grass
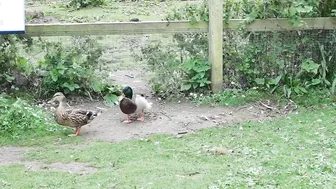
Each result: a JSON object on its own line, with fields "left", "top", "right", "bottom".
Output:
{"left": 0, "top": 93, "right": 74, "bottom": 146}
{"left": 192, "top": 88, "right": 269, "bottom": 106}
{"left": 193, "top": 88, "right": 336, "bottom": 108}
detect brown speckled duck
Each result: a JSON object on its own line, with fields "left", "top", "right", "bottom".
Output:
{"left": 119, "top": 86, "right": 152, "bottom": 123}
{"left": 48, "top": 92, "right": 98, "bottom": 137}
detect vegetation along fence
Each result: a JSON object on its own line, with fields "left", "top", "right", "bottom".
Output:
{"left": 12, "top": 1, "right": 336, "bottom": 99}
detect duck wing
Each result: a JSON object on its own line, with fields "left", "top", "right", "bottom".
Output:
{"left": 120, "top": 98, "right": 137, "bottom": 114}
{"left": 59, "top": 109, "right": 97, "bottom": 126}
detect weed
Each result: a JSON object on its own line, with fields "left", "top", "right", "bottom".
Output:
{"left": 181, "top": 57, "right": 211, "bottom": 92}
{"left": 67, "top": 0, "right": 107, "bottom": 10}
{"left": 192, "top": 88, "right": 266, "bottom": 106}
{"left": 0, "top": 94, "right": 62, "bottom": 140}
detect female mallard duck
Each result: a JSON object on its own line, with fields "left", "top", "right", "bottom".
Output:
{"left": 48, "top": 92, "right": 98, "bottom": 137}
{"left": 119, "top": 86, "right": 152, "bottom": 123}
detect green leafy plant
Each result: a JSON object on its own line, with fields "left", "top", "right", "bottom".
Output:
{"left": 181, "top": 57, "right": 211, "bottom": 92}
{"left": 36, "top": 36, "right": 118, "bottom": 101}
{"left": 140, "top": 43, "right": 184, "bottom": 98}
{"left": 192, "top": 88, "right": 265, "bottom": 106}
{"left": 0, "top": 35, "right": 35, "bottom": 93}
{"left": 140, "top": 43, "right": 211, "bottom": 98}
{"left": 0, "top": 94, "right": 60, "bottom": 138}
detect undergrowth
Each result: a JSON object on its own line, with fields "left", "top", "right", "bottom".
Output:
{"left": 0, "top": 94, "right": 64, "bottom": 141}
{"left": 193, "top": 88, "right": 336, "bottom": 108}
{"left": 0, "top": 35, "right": 120, "bottom": 102}
{"left": 192, "top": 88, "right": 267, "bottom": 106}
{"left": 140, "top": 0, "right": 336, "bottom": 100}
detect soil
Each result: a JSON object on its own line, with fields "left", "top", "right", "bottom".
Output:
{"left": 0, "top": 147, "right": 97, "bottom": 174}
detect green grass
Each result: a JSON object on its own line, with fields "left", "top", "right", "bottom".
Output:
{"left": 0, "top": 105, "right": 334, "bottom": 188}
{"left": 0, "top": 133, "right": 83, "bottom": 147}
{"left": 193, "top": 89, "right": 269, "bottom": 106}
{"left": 193, "top": 88, "right": 336, "bottom": 108}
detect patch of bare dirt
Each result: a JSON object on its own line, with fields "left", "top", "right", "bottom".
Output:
{"left": 24, "top": 161, "right": 96, "bottom": 175}
{"left": 0, "top": 147, "right": 31, "bottom": 166}
{"left": 61, "top": 68, "right": 289, "bottom": 142}
{"left": 0, "top": 147, "right": 96, "bottom": 175}
{"left": 74, "top": 100, "right": 281, "bottom": 142}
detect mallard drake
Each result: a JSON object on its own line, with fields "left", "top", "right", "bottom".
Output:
{"left": 47, "top": 92, "right": 98, "bottom": 137}
{"left": 119, "top": 86, "right": 152, "bottom": 123}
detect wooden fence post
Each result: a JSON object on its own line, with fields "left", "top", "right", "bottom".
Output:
{"left": 208, "top": 0, "right": 223, "bottom": 93}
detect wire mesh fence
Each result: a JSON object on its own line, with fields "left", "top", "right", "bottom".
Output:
{"left": 221, "top": 29, "right": 336, "bottom": 90}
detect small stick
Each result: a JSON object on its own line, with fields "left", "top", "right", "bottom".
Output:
{"left": 125, "top": 74, "right": 134, "bottom": 78}
{"left": 288, "top": 99, "right": 298, "bottom": 110}
{"left": 260, "top": 101, "right": 275, "bottom": 110}
{"left": 160, "top": 111, "right": 172, "bottom": 121}
{"left": 177, "top": 131, "right": 188, "bottom": 135}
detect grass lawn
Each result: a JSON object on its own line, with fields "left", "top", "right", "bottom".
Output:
{"left": 1, "top": 105, "right": 335, "bottom": 188}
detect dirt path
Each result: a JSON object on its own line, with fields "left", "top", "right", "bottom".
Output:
{"left": 79, "top": 101, "right": 278, "bottom": 142}
{"left": 70, "top": 69, "right": 282, "bottom": 142}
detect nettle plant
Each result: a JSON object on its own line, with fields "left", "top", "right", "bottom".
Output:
{"left": 181, "top": 57, "right": 211, "bottom": 92}
{"left": 37, "top": 37, "right": 119, "bottom": 101}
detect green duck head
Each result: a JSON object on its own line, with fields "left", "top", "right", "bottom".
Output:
{"left": 122, "top": 86, "right": 133, "bottom": 99}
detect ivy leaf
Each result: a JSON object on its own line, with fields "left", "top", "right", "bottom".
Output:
{"left": 310, "top": 79, "right": 321, "bottom": 86}
{"left": 182, "top": 84, "right": 192, "bottom": 91}
{"left": 51, "top": 70, "right": 59, "bottom": 82}
{"left": 4, "top": 74, "right": 15, "bottom": 83}
{"left": 294, "top": 86, "right": 301, "bottom": 94}
{"left": 301, "top": 59, "right": 320, "bottom": 74}
{"left": 274, "top": 75, "right": 282, "bottom": 85}
{"left": 299, "top": 86, "right": 308, "bottom": 93}
{"left": 255, "top": 78, "right": 265, "bottom": 85}
{"left": 104, "top": 94, "right": 118, "bottom": 104}
{"left": 58, "top": 69, "right": 65, "bottom": 75}
{"left": 296, "top": 6, "right": 313, "bottom": 13}
{"left": 62, "top": 82, "right": 78, "bottom": 91}
{"left": 246, "top": 11, "right": 259, "bottom": 23}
